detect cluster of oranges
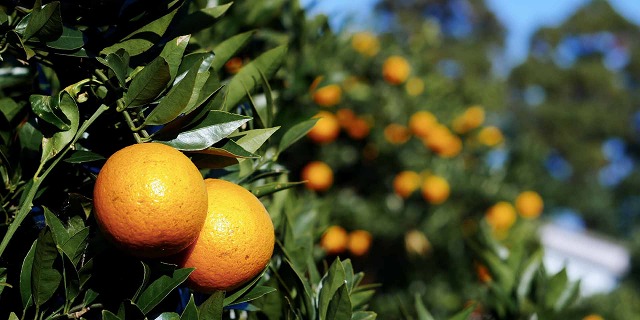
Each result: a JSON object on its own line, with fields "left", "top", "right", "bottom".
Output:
{"left": 484, "top": 191, "right": 544, "bottom": 237}
{"left": 320, "top": 225, "right": 373, "bottom": 257}
{"left": 93, "top": 143, "right": 275, "bottom": 293}
{"left": 392, "top": 171, "right": 450, "bottom": 205}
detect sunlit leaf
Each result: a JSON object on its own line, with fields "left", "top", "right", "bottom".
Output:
{"left": 180, "top": 294, "right": 198, "bottom": 320}
{"left": 157, "top": 111, "right": 251, "bottom": 151}
{"left": 46, "top": 26, "right": 84, "bottom": 50}
{"left": 29, "top": 94, "right": 70, "bottom": 130}
{"left": 233, "top": 127, "right": 279, "bottom": 153}
{"left": 250, "top": 181, "right": 305, "bottom": 198}
{"left": 101, "top": 8, "right": 178, "bottom": 56}
{"left": 211, "top": 31, "right": 255, "bottom": 71}
{"left": 160, "top": 35, "right": 190, "bottom": 82}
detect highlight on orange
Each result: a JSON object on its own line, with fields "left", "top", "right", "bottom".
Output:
{"left": 384, "top": 123, "right": 411, "bottom": 144}
{"left": 382, "top": 55, "right": 411, "bottom": 85}
{"left": 347, "top": 230, "right": 373, "bottom": 256}
{"left": 408, "top": 110, "right": 438, "bottom": 138}
{"left": 421, "top": 175, "right": 450, "bottom": 205}
{"left": 393, "top": 170, "right": 421, "bottom": 199}
{"left": 307, "top": 111, "right": 340, "bottom": 144}
{"left": 351, "top": 31, "right": 380, "bottom": 57}
{"left": 321, "top": 225, "right": 349, "bottom": 255}
{"left": 301, "top": 161, "right": 334, "bottom": 192}
{"left": 515, "top": 191, "right": 544, "bottom": 219}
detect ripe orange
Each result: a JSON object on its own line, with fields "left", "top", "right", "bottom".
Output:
{"left": 351, "top": 32, "right": 380, "bottom": 57}
{"left": 382, "top": 55, "right": 411, "bottom": 85}
{"left": 321, "top": 225, "right": 349, "bottom": 255}
{"left": 423, "top": 125, "right": 462, "bottom": 158}
{"left": 583, "top": 315, "right": 604, "bottom": 320}
{"left": 345, "top": 117, "right": 371, "bottom": 140}
{"left": 93, "top": 142, "right": 208, "bottom": 258}
{"left": 393, "top": 171, "right": 421, "bottom": 199}
{"left": 477, "top": 126, "right": 504, "bottom": 146}
{"left": 301, "top": 161, "right": 334, "bottom": 192}
{"left": 179, "top": 179, "right": 275, "bottom": 293}
{"left": 452, "top": 105, "right": 485, "bottom": 134}
{"left": 312, "top": 84, "right": 342, "bottom": 107}
{"left": 347, "top": 230, "right": 372, "bottom": 256}
{"left": 408, "top": 111, "right": 438, "bottom": 138}
{"left": 421, "top": 175, "right": 450, "bottom": 204}
{"left": 384, "top": 123, "right": 411, "bottom": 144}
{"left": 336, "top": 108, "right": 357, "bottom": 128}
{"left": 485, "top": 201, "right": 516, "bottom": 232}
{"left": 224, "top": 57, "right": 243, "bottom": 74}
{"left": 307, "top": 111, "right": 340, "bottom": 144}
{"left": 515, "top": 191, "right": 544, "bottom": 219}
{"left": 405, "top": 77, "right": 425, "bottom": 96}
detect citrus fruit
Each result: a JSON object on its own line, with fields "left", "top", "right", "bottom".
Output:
{"left": 408, "top": 111, "right": 438, "bottom": 138}
{"left": 485, "top": 201, "right": 517, "bottom": 232}
{"left": 382, "top": 55, "right": 411, "bottom": 85}
{"left": 583, "top": 315, "right": 604, "bottom": 320}
{"left": 224, "top": 57, "right": 243, "bottom": 74}
{"left": 347, "top": 230, "right": 372, "bottom": 256}
{"left": 405, "top": 77, "right": 425, "bottom": 96}
{"left": 336, "top": 108, "right": 357, "bottom": 128}
{"left": 515, "top": 191, "right": 544, "bottom": 219}
{"left": 93, "top": 142, "right": 208, "bottom": 258}
{"left": 312, "top": 84, "right": 342, "bottom": 107}
{"left": 477, "top": 126, "right": 504, "bottom": 146}
{"left": 179, "top": 179, "right": 275, "bottom": 293}
{"left": 345, "top": 117, "right": 371, "bottom": 140}
{"left": 423, "top": 124, "right": 462, "bottom": 158}
{"left": 421, "top": 175, "right": 450, "bottom": 204}
{"left": 393, "top": 171, "right": 421, "bottom": 199}
{"left": 301, "top": 161, "right": 334, "bottom": 192}
{"left": 321, "top": 225, "right": 349, "bottom": 254}
{"left": 452, "top": 105, "right": 485, "bottom": 134}
{"left": 351, "top": 31, "right": 380, "bottom": 57}
{"left": 384, "top": 123, "right": 411, "bottom": 144}
{"left": 307, "top": 111, "right": 340, "bottom": 144}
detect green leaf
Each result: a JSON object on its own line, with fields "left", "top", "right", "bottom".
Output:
{"left": 125, "top": 56, "right": 171, "bottom": 108}
{"left": 226, "top": 286, "right": 276, "bottom": 307}
{"left": 223, "top": 46, "right": 287, "bottom": 110}
{"left": 157, "top": 111, "right": 251, "bottom": 151}
{"left": 98, "top": 49, "right": 130, "bottom": 86}
{"left": 516, "top": 250, "right": 543, "bottom": 304}
{"left": 43, "top": 207, "right": 69, "bottom": 245}
{"left": 64, "top": 150, "right": 106, "bottom": 163}
{"left": 83, "top": 288, "right": 99, "bottom": 307}
{"left": 415, "top": 294, "right": 435, "bottom": 320}
{"left": 199, "top": 290, "right": 225, "bottom": 320}
{"left": 160, "top": 35, "right": 191, "bottom": 82}
{"left": 555, "top": 279, "right": 580, "bottom": 312}
{"left": 180, "top": 294, "right": 198, "bottom": 320}
{"left": 61, "top": 251, "right": 80, "bottom": 306}
{"left": 46, "top": 26, "right": 84, "bottom": 50}
{"left": 0, "top": 268, "right": 8, "bottom": 296}
{"left": 544, "top": 268, "right": 569, "bottom": 309}
{"left": 60, "top": 227, "right": 89, "bottom": 265}
{"left": 211, "top": 31, "right": 255, "bottom": 72}
{"left": 9, "top": 30, "right": 36, "bottom": 59}
{"left": 250, "top": 181, "right": 305, "bottom": 198}
{"left": 132, "top": 261, "right": 151, "bottom": 302}
{"left": 350, "top": 289, "right": 375, "bottom": 310}
{"left": 31, "top": 229, "right": 62, "bottom": 307}
{"left": 233, "top": 127, "right": 279, "bottom": 153}
{"left": 101, "top": 7, "right": 178, "bottom": 56}
{"left": 23, "top": 2, "right": 62, "bottom": 42}
{"left": 136, "top": 268, "right": 194, "bottom": 314}
{"left": 102, "top": 310, "right": 123, "bottom": 320}
{"left": 8, "top": 312, "right": 19, "bottom": 320}
{"left": 20, "top": 240, "right": 37, "bottom": 308}
{"left": 29, "top": 94, "right": 70, "bottom": 130}
{"left": 173, "top": 3, "right": 233, "bottom": 36}
{"left": 189, "top": 139, "right": 258, "bottom": 169}
{"left": 155, "top": 313, "right": 180, "bottom": 320}
{"left": 278, "top": 118, "right": 318, "bottom": 154}
{"left": 326, "top": 284, "right": 352, "bottom": 320}
{"left": 0, "top": 97, "right": 22, "bottom": 122}
{"left": 41, "top": 92, "right": 79, "bottom": 163}
{"left": 319, "top": 259, "right": 347, "bottom": 320}
{"left": 223, "top": 267, "right": 268, "bottom": 306}
{"left": 351, "top": 311, "right": 377, "bottom": 320}
{"left": 449, "top": 304, "right": 476, "bottom": 320}
{"left": 145, "top": 58, "right": 203, "bottom": 126}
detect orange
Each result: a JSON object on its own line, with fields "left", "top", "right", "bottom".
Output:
{"left": 485, "top": 201, "right": 517, "bottom": 232}
{"left": 384, "top": 123, "right": 411, "bottom": 144}
{"left": 477, "top": 126, "right": 504, "bottom": 146}
{"left": 336, "top": 108, "right": 356, "bottom": 128}
{"left": 408, "top": 111, "right": 438, "bottom": 138}
{"left": 351, "top": 31, "right": 380, "bottom": 57}
{"left": 405, "top": 77, "right": 425, "bottom": 96}
{"left": 224, "top": 57, "right": 243, "bottom": 74}
{"left": 423, "top": 125, "right": 462, "bottom": 158}
{"left": 301, "top": 161, "right": 334, "bottom": 192}
{"left": 404, "top": 230, "right": 431, "bottom": 257}
{"left": 321, "top": 226, "right": 349, "bottom": 255}
{"left": 307, "top": 111, "right": 340, "bottom": 144}
{"left": 179, "top": 179, "right": 275, "bottom": 293}
{"left": 347, "top": 230, "right": 372, "bottom": 256}
{"left": 583, "top": 315, "right": 604, "bottom": 320}
{"left": 515, "top": 191, "right": 544, "bottom": 219}
{"left": 452, "top": 105, "right": 485, "bottom": 134}
{"left": 382, "top": 55, "right": 411, "bottom": 85}
{"left": 345, "top": 117, "right": 371, "bottom": 140}
{"left": 392, "top": 171, "right": 421, "bottom": 199}
{"left": 93, "top": 142, "right": 208, "bottom": 258}
{"left": 421, "top": 175, "right": 450, "bottom": 204}
{"left": 312, "top": 84, "right": 342, "bottom": 107}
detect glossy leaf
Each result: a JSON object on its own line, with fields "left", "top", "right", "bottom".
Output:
{"left": 352, "top": 311, "right": 377, "bottom": 320}
{"left": 136, "top": 267, "right": 194, "bottom": 314}
{"left": 155, "top": 312, "right": 180, "bottom": 320}
{"left": 325, "top": 284, "right": 352, "bottom": 320}
{"left": 173, "top": 3, "right": 233, "bottom": 36}
{"left": 250, "top": 181, "right": 305, "bottom": 198}
{"left": 60, "top": 227, "right": 89, "bottom": 265}
{"left": 211, "top": 31, "right": 255, "bottom": 72}
{"left": 157, "top": 111, "right": 251, "bottom": 151}
{"left": 125, "top": 56, "right": 171, "bottom": 108}
{"left": 233, "top": 127, "right": 280, "bottom": 153}
{"left": 180, "top": 294, "right": 198, "bottom": 320}
{"left": 160, "top": 35, "right": 191, "bottom": 82}
{"left": 199, "top": 290, "right": 225, "bottom": 320}
{"left": 101, "top": 8, "right": 178, "bottom": 56}
{"left": 41, "top": 93, "right": 79, "bottom": 163}
{"left": 98, "top": 49, "right": 130, "bottom": 86}
{"left": 227, "top": 286, "right": 276, "bottom": 307}
{"left": 319, "top": 259, "right": 347, "bottom": 320}
{"left": 278, "top": 118, "right": 318, "bottom": 154}
{"left": 23, "top": 2, "right": 62, "bottom": 42}
{"left": 20, "top": 240, "right": 37, "bottom": 308}
{"left": 145, "top": 59, "right": 202, "bottom": 125}
{"left": 31, "top": 229, "right": 62, "bottom": 307}
{"left": 46, "top": 26, "right": 84, "bottom": 50}
{"left": 189, "top": 139, "right": 257, "bottom": 169}
{"left": 64, "top": 150, "right": 106, "bottom": 163}
{"left": 223, "top": 267, "right": 269, "bottom": 306}
{"left": 29, "top": 94, "right": 70, "bottom": 130}
{"left": 415, "top": 294, "right": 435, "bottom": 320}
{"left": 223, "top": 46, "right": 287, "bottom": 111}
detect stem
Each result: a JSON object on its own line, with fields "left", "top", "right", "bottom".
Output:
{"left": 0, "top": 104, "right": 109, "bottom": 258}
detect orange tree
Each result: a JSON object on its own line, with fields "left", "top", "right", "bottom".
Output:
{"left": 0, "top": 1, "right": 376, "bottom": 319}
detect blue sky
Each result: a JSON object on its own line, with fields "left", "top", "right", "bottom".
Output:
{"left": 301, "top": 0, "right": 640, "bottom": 67}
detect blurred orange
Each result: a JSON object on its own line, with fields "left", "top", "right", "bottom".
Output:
{"left": 383, "top": 55, "right": 411, "bottom": 85}
{"left": 351, "top": 32, "right": 380, "bottom": 57}
{"left": 405, "top": 77, "right": 425, "bottom": 96}
{"left": 516, "top": 191, "right": 544, "bottom": 219}
{"left": 347, "top": 230, "right": 373, "bottom": 256}
{"left": 345, "top": 117, "right": 371, "bottom": 140}
{"left": 423, "top": 124, "right": 462, "bottom": 158}
{"left": 421, "top": 175, "right": 450, "bottom": 205}
{"left": 301, "top": 161, "right": 334, "bottom": 192}
{"left": 307, "top": 111, "right": 340, "bottom": 144}
{"left": 452, "top": 105, "right": 485, "bottom": 134}
{"left": 475, "top": 263, "right": 492, "bottom": 283}
{"left": 224, "top": 57, "right": 243, "bottom": 74}
{"left": 477, "top": 126, "right": 504, "bottom": 146}
{"left": 393, "top": 171, "right": 421, "bottom": 199}
{"left": 312, "top": 84, "right": 342, "bottom": 107}
{"left": 582, "top": 315, "right": 604, "bottom": 320}
{"left": 485, "top": 201, "right": 517, "bottom": 232}
{"left": 336, "top": 108, "right": 356, "bottom": 128}
{"left": 384, "top": 123, "right": 411, "bottom": 144}
{"left": 408, "top": 111, "right": 438, "bottom": 138}
{"left": 321, "top": 226, "right": 349, "bottom": 255}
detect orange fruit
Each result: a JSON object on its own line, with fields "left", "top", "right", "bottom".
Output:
{"left": 452, "top": 105, "right": 485, "bottom": 134}
{"left": 307, "top": 111, "right": 340, "bottom": 144}
{"left": 515, "top": 191, "right": 544, "bottom": 219}
{"left": 423, "top": 125, "right": 462, "bottom": 158}
{"left": 477, "top": 126, "right": 504, "bottom": 146}
{"left": 347, "top": 230, "right": 372, "bottom": 256}
{"left": 384, "top": 123, "right": 410, "bottom": 144}
{"left": 421, "top": 175, "right": 450, "bottom": 204}
{"left": 93, "top": 142, "right": 208, "bottom": 258}
{"left": 405, "top": 77, "right": 425, "bottom": 96}
{"left": 321, "top": 225, "right": 349, "bottom": 255}
{"left": 224, "top": 57, "right": 243, "bottom": 74}
{"left": 336, "top": 108, "right": 357, "bottom": 128}
{"left": 179, "top": 179, "right": 275, "bottom": 293}
{"left": 301, "top": 161, "right": 334, "bottom": 192}
{"left": 583, "top": 315, "right": 604, "bottom": 320}
{"left": 312, "top": 84, "right": 342, "bottom": 107}
{"left": 485, "top": 201, "right": 517, "bottom": 232}
{"left": 351, "top": 32, "right": 380, "bottom": 57}
{"left": 408, "top": 111, "right": 438, "bottom": 138}
{"left": 382, "top": 55, "right": 411, "bottom": 85}
{"left": 393, "top": 171, "right": 421, "bottom": 199}
{"left": 345, "top": 117, "right": 371, "bottom": 140}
